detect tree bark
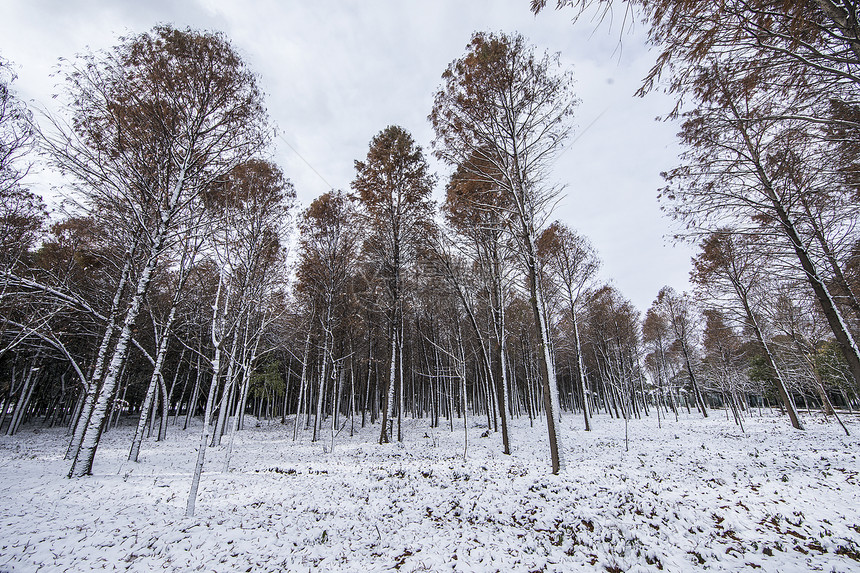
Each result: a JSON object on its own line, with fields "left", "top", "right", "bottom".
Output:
{"left": 69, "top": 222, "right": 167, "bottom": 478}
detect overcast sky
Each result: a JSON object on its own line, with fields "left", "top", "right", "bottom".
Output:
{"left": 0, "top": 0, "right": 694, "bottom": 312}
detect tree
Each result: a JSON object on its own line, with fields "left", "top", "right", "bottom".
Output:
{"left": 296, "top": 190, "right": 359, "bottom": 442}
{"left": 351, "top": 125, "right": 435, "bottom": 444}
{"left": 0, "top": 56, "right": 44, "bottom": 273}
{"left": 537, "top": 221, "right": 600, "bottom": 430}
{"left": 187, "top": 164, "right": 294, "bottom": 515}
{"left": 653, "top": 287, "right": 710, "bottom": 419}
{"left": 0, "top": 56, "right": 34, "bottom": 197}
{"left": 532, "top": 0, "right": 860, "bottom": 106}
{"left": 430, "top": 31, "right": 578, "bottom": 474}
{"left": 441, "top": 153, "right": 515, "bottom": 454}
{"left": 642, "top": 305, "right": 676, "bottom": 424}
{"left": 580, "top": 285, "right": 645, "bottom": 422}
{"left": 532, "top": 0, "right": 860, "bottom": 393}
{"left": 42, "top": 25, "right": 271, "bottom": 478}
{"left": 692, "top": 230, "right": 804, "bottom": 429}
{"left": 205, "top": 159, "right": 292, "bottom": 446}
{"left": 0, "top": 82, "right": 47, "bottom": 373}
{"left": 768, "top": 287, "right": 849, "bottom": 433}
{"left": 700, "top": 309, "right": 748, "bottom": 430}
{"left": 128, "top": 232, "right": 203, "bottom": 463}
{"left": 661, "top": 62, "right": 860, "bottom": 395}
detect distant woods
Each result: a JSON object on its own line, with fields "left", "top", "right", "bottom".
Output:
{"left": 1, "top": 11, "right": 859, "bottom": 490}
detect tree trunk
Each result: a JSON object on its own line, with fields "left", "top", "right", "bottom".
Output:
{"left": 69, "top": 227, "right": 166, "bottom": 478}
{"left": 747, "top": 309, "right": 803, "bottom": 430}
{"left": 7, "top": 360, "right": 38, "bottom": 436}
{"left": 313, "top": 323, "right": 331, "bottom": 443}
{"left": 680, "top": 340, "right": 708, "bottom": 418}
{"left": 379, "top": 326, "right": 397, "bottom": 444}
{"left": 65, "top": 250, "right": 134, "bottom": 460}
{"left": 129, "top": 314, "right": 175, "bottom": 461}
{"left": 529, "top": 262, "right": 563, "bottom": 474}
{"left": 212, "top": 325, "right": 241, "bottom": 447}
{"left": 572, "top": 308, "right": 591, "bottom": 431}
{"left": 186, "top": 343, "right": 221, "bottom": 517}
{"left": 183, "top": 353, "right": 203, "bottom": 431}
{"left": 293, "top": 330, "right": 311, "bottom": 441}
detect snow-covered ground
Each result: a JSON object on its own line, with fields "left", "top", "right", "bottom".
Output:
{"left": 1, "top": 409, "right": 858, "bottom": 572}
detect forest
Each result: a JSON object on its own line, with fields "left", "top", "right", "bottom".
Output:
{"left": 2, "top": 1, "right": 860, "bottom": 571}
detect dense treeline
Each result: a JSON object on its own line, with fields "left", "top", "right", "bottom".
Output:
{"left": 2, "top": 0, "right": 860, "bottom": 502}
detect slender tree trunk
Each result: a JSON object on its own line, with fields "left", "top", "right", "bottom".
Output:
{"left": 186, "top": 343, "right": 221, "bottom": 517}
{"left": 379, "top": 325, "right": 397, "bottom": 444}
{"left": 160, "top": 352, "right": 184, "bottom": 438}
{"left": 680, "top": 339, "right": 708, "bottom": 418}
{"left": 7, "top": 360, "right": 38, "bottom": 436}
{"left": 572, "top": 308, "right": 591, "bottom": 431}
{"left": 492, "top": 280, "right": 512, "bottom": 454}
{"left": 184, "top": 353, "right": 203, "bottom": 431}
{"left": 397, "top": 314, "right": 404, "bottom": 442}
{"left": 362, "top": 335, "right": 372, "bottom": 428}
{"left": 293, "top": 330, "right": 312, "bottom": 441}
{"left": 747, "top": 310, "right": 803, "bottom": 430}
{"left": 147, "top": 382, "right": 159, "bottom": 438}
{"left": 129, "top": 371, "right": 160, "bottom": 461}
{"left": 330, "top": 362, "right": 345, "bottom": 452}
{"left": 313, "top": 312, "right": 332, "bottom": 443}
{"left": 528, "top": 258, "right": 563, "bottom": 474}
{"left": 212, "top": 325, "right": 241, "bottom": 447}
{"left": 186, "top": 272, "right": 228, "bottom": 517}
{"left": 173, "top": 363, "right": 191, "bottom": 426}
{"left": 281, "top": 357, "right": 291, "bottom": 425}
{"left": 456, "top": 327, "right": 468, "bottom": 461}
{"left": 129, "top": 312, "right": 176, "bottom": 461}
{"left": 224, "top": 355, "right": 255, "bottom": 472}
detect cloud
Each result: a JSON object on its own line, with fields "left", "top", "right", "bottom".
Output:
{"left": 0, "top": 0, "right": 692, "bottom": 311}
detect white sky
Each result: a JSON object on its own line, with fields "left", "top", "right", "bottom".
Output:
{"left": 0, "top": 0, "right": 694, "bottom": 312}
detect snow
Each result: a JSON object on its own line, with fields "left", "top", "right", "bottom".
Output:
{"left": 1, "top": 410, "right": 859, "bottom": 572}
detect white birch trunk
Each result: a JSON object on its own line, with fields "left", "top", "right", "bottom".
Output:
{"left": 66, "top": 251, "right": 133, "bottom": 460}
{"left": 380, "top": 330, "right": 397, "bottom": 444}
{"left": 7, "top": 362, "right": 36, "bottom": 436}
{"left": 129, "top": 305, "right": 176, "bottom": 461}
{"left": 313, "top": 314, "right": 331, "bottom": 443}
{"left": 397, "top": 317, "right": 404, "bottom": 442}
{"left": 183, "top": 354, "right": 203, "bottom": 431}
{"left": 185, "top": 344, "right": 221, "bottom": 517}
{"left": 211, "top": 323, "right": 241, "bottom": 446}
{"left": 69, "top": 225, "right": 166, "bottom": 478}
{"left": 293, "top": 330, "right": 312, "bottom": 441}
{"left": 186, "top": 272, "right": 229, "bottom": 516}
{"left": 571, "top": 305, "right": 591, "bottom": 432}
{"left": 534, "top": 283, "right": 565, "bottom": 473}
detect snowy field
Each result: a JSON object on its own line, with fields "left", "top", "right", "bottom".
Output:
{"left": 1, "top": 410, "right": 859, "bottom": 572}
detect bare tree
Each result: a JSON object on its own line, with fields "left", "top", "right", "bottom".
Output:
{"left": 537, "top": 221, "right": 600, "bottom": 431}
{"left": 41, "top": 26, "right": 271, "bottom": 477}
{"left": 430, "top": 31, "right": 578, "bottom": 474}
{"left": 441, "top": 155, "right": 516, "bottom": 453}
{"left": 654, "top": 287, "right": 709, "bottom": 419}
{"left": 692, "top": 230, "right": 804, "bottom": 429}
{"left": 533, "top": 0, "right": 860, "bottom": 393}
{"left": 351, "top": 125, "right": 435, "bottom": 444}
{"left": 296, "top": 190, "right": 359, "bottom": 442}
{"left": 659, "top": 62, "right": 860, "bottom": 394}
